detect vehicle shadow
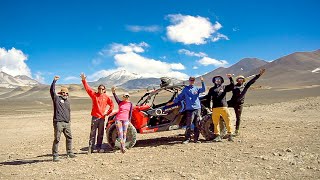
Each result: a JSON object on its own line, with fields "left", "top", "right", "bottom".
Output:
{"left": 134, "top": 134, "right": 186, "bottom": 148}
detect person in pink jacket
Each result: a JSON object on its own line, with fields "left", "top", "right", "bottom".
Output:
{"left": 111, "top": 86, "right": 133, "bottom": 153}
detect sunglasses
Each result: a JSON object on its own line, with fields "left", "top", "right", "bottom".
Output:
{"left": 61, "top": 92, "right": 69, "bottom": 95}
{"left": 98, "top": 87, "right": 105, "bottom": 90}
{"left": 189, "top": 79, "right": 195, "bottom": 82}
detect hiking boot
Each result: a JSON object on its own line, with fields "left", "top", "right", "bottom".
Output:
{"left": 212, "top": 135, "right": 222, "bottom": 142}
{"left": 53, "top": 156, "right": 60, "bottom": 162}
{"left": 182, "top": 139, "right": 190, "bottom": 144}
{"left": 67, "top": 153, "right": 76, "bottom": 158}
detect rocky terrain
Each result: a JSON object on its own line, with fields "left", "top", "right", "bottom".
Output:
{"left": 0, "top": 88, "right": 319, "bottom": 179}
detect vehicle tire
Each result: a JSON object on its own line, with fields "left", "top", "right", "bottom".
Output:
{"left": 106, "top": 122, "right": 137, "bottom": 149}
{"left": 200, "top": 114, "right": 227, "bottom": 140}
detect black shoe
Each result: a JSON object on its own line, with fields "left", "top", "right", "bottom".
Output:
{"left": 194, "top": 140, "right": 201, "bottom": 143}
{"left": 182, "top": 140, "right": 190, "bottom": 144}
{"left": 67, "top": 153, "right": 76, "bottom": 158}
{"left": 53, "top": 156, "right": 60, "bottom": 162}
{"left": 212, "top": 135, "right": 222, "bottom": 142}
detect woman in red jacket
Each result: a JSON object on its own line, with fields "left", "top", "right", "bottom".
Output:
{"left": 81, "top": 73, "right": 114, "bottom": 154}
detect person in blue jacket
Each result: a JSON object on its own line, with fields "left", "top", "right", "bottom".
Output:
{"left": 167, "top": 76, "right": 205, "bottom": 144}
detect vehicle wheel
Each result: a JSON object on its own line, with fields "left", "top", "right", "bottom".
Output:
{"left": 106, "top": 122, "right": 137, "bottom": 149}
{"left": 200, "top": 114, "right": 227, "bottom": 140}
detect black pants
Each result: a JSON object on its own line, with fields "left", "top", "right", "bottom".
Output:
{"left": 52, "top": 121, "right": 73, "bottom": 157}
{"left": 89, "top": 117, "right": 105, "bottom": 149}
{"left": 233, "top": 104, "right": 243, "bottom": 131}
{"left": 185, "top": 109, "right": 201, "bottom": 141}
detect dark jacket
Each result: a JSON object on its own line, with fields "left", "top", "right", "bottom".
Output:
{"left": 207, "top": 77, "right": 234, "bottom": 108}
{"left": 228, "top": 74, "right": 261, "bottom": 106}
{"left": 50, "top": 80, "right": 71, "bottom": 122}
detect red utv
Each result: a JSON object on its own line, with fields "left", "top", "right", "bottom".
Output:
{"left": 105, "top": 79, "right": 226, "bottom": 149}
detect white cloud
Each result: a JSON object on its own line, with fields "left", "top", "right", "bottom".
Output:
{"left": 0, "top": 47, "right": 31, "bottom": 77}
{"left": 90, "top": 42, "right": 189, "bottom": 80}
{"left": 193, "top": 66, "right": 199, "bottom": 69}
{"left": 232, "top": 27, "right": 239, "bottom": 32}
{"left": 126, "top": 25, "right": 161, "bottom": 32}
{"left": 114, "top": 52, "right": 188, "bottom": 79}
{"left": 34, "top": 72, "right": 45, "bottom": 83}
{"left": 212, "top": 33, "right": 229, "bottom": 42}
{"left": 178, "top": 49, "right": 207, "bottom": 57}
{"left": 166, "top": 14, "right": 224, "bottom": 45}
{"left": 170, "top": 63, "right": 185, "bottom": 70}
{"left": 198, "top": 57, "right": 228, "bottom": 67}
{"left": 105, "top": 42, "right": 149, "bottom": 55}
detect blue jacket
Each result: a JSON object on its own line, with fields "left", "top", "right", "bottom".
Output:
{"left": 173, "top": 82, "right": 205, "bottom": 110}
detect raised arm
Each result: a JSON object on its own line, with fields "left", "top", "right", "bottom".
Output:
{"left": 245, "top": 68, "right": 265, "bottom": 88}
{"left": 80, "top": 73, "right": 95, "bottom": 98}
{"left": 111, "top": 86, "right": 121, "bottom": 104}
{"left": 225, "top": 74, "right": 234, "bottom": 92}
{"left": 50, "top": 76, "right": 59, "bottom": 100}
{"left": 198, "top": 76, "right": 206, "bottom": 93}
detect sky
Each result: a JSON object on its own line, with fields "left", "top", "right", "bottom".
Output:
{"left": 0, "top": 0, "right": 319, "bottom": 84}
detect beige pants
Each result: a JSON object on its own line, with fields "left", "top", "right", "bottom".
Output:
{"left": 211, "top": 107, "right": 232, "bottom": 135}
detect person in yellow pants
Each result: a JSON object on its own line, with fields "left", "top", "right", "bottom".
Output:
{"left": 207, "top": 74, "right": 234, "bottom": 142}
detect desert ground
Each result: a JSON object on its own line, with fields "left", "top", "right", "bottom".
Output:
{"left": 0, "top": 86, "right": 320, "bottom": 179}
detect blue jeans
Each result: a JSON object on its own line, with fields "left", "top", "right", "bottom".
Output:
{"left": 185, "top": 109, "right": 201, "bottom": 141}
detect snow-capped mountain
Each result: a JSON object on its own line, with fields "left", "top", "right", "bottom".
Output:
{"left": 0, "top": 71, "right": 40, "bottom": 88}
{"left": 89, "top": 69, "right": 142, "bottom": 87}
{"left": 89, "top": 69, "right": 184, "bottom": 89}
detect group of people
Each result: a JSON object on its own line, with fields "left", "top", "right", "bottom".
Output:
{"left": 168, "top": 68, "right": 266, "bottom": 143}
{"left": 50, "top": 69, "right": 265, "bottom": 162}
{"left": 50, "top": 73, "right": 131, "bottom": 162}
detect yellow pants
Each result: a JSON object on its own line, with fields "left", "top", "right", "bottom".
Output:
{"left": 211, "top": 107, "right": 232, "bottom": 135}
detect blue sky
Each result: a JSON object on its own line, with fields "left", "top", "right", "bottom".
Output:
{"left": 0, "top": 0, "right": 319, "bottom": 84}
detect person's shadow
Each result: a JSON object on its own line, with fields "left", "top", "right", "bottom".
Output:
{"left": 0, "top": 152, "right": 86, "bottom": 166}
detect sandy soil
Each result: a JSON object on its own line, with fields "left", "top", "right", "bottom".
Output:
{"left": 0, "top": 89, "right": 320, "bottom": 179}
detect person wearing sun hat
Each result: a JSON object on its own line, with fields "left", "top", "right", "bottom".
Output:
{"left": 207, "top": 74, "right": 234, "bottom": 142}
{"left": 80, "top": 73, "right": 114, "bottom": 154}
{"left": 50, "top": 76, "right": 76, "bottom": 162}
{"left": 228, "top": 68, "right": 266, "bottom": 136}
{"left": 111, "top": 87, "right": 133, "bottom": 153}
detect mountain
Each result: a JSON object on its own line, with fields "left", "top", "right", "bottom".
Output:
{"left": 120, "top": 77, "right": 183, "bottom": 89}
{"left": 89, "top": 69, "right": 141, "bottom": 87}
{"left": 245, "top": 49, "right": 320, "bottom": 87}
{"left": 120, "top": 78, "right": 160, "bottom": 89}
{"left": 0, "top": 71, "right": 40, "bottom": 88}
{"left": 201, "top": 58, "right": 268, "bottom": 85}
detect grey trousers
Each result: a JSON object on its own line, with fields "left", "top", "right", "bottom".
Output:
{"left": 52, "top": 121, "right": 73, "bottom": 157}
{"left": 88, "top": 117, "right": 105, "bottom": 149}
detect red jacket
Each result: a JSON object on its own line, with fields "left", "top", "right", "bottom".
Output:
{"left": 82, "top": 79, "right": 114, "bottom": 119}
